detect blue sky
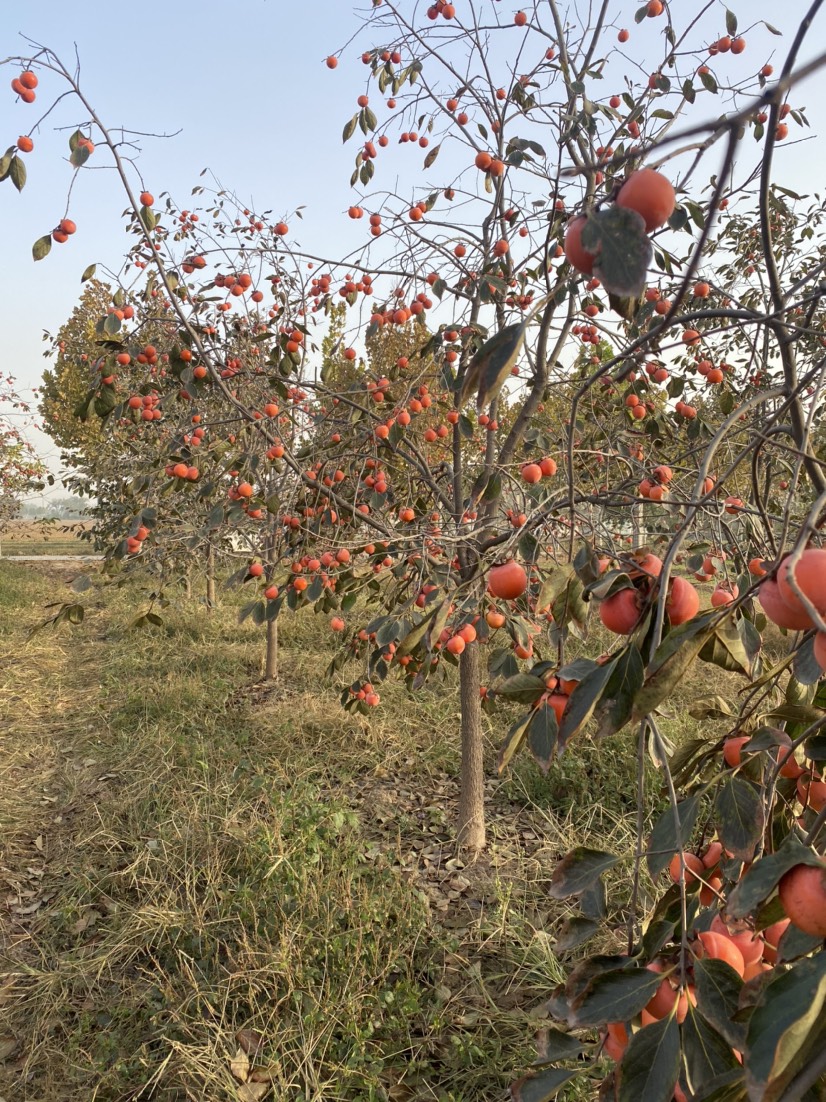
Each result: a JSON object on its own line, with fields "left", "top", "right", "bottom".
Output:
{"left": 2, "top": 0, "right": 825, "bottom": 498}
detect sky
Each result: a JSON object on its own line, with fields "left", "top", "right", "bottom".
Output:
{"left": 2, "top": 0, "right": 825, "bottom": 504}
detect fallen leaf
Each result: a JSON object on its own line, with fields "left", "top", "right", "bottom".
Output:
{"left": 249, "top": 1067, "right": 277, "bottom": 1083}
{"left": 10, "top": 900, "right": 42, "bottom": 915}
{"left": 230, "top": 1047, "right": 250, "bottom": 1083}
{"left": 72, "top": 910, "right": 99, "bottom": 934}
{"left": 0, "top": 1037, "right": 19, "bottom": 1061}
{"left": 235, "top": 1028, "right": 264, "bottom": 1057}
{"left": 33, "top": 836, "right": 44, "bottom": 852}
{"left": 237, "top": 1083, "right": 269, "bottom": 1101}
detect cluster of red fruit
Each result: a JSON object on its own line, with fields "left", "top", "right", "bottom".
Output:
{"left": 52, "top": 218, "right": 77, "bottom": 244}
{"left": 598, "top": 553, "right": 699, "bottom": 635}
{"left": 126, "top": 392, "right": 163, "bottom": 421}
{"left": 426, "top": 0, "right": 455, "bottom": 19}
{"left": 564, "top": 168, "right": 676, "bottom": 276}
{"left": 212, "top": 271, "right": 264, "bottom": 304}
{"left": 520, "top": 457, "right": 558, "bottom": 483}
{"left": 602, "top": 834, "right": 825, "bottom": 1093}
{"left": 124, "top": 524, "right": 151, "bottom": 556}
{"left": 165, "top": 461, "right": 199, "bottom": 482}
{"left": 10, "top": 70, "right": 38, "bottom": 103}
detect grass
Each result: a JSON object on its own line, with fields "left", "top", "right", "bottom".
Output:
{"left": 0, "top": 560, "right": 745, "bottom": 1102}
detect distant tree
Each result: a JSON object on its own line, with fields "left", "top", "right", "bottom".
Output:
{"left": 0, "top": 374, "right": 45, "bottom": 523}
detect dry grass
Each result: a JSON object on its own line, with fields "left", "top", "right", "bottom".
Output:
{"left": 0, "top": 519, "right": 93, "bottom": 538}
{"left": 0, "top": 560, "right": 745, "bottom": 1102}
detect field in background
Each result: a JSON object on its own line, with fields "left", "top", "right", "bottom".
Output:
{"left": 0, "top": 559, "right": 745, "bottom": 1102}
{"left": 0, "top": 519, "right": 94, "bottom": 557}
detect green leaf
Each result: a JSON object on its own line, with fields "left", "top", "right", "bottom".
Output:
{"left": 140, "top": 205, "right": 157, "bottom": 231}
{"left": 551, "top": 574, "right": 588, "bottom": 632}
{"left": 745, "top": 954, "right": 826, "bottom": 1100}
{"left": 482, "top": 472, "right": 502, "bottom": 502}
{"left": 688, "top": 696, "right": 736, "bottom": 720}
{"left": 528, "top": 702, "right": 557, "bottom": 774}
{"left": 693, "top": 958, "right": 747, "bottom": 1051}
{"left": 646, "top": 793, "right": 702, "bottom": 880}
{"left": 618, "top": 1014, "right": 680, "bottom": 1102}
{"left": 554, "top": 916, "right": 599, "bottom": 953}
{"left": 70, "top": 144, "right": 91, "bottom": 167}
{"left": 94, "top": 387, "right": 118, "bottom": 418}
{"left": 632, "top": 616, "right": 718, "bottom": 723}
{"left": 342, "top": 114, "right": 358, "bottom": 142}
{"left": 557, "top": 655, "right": 618, "bottom": 750}
{"left": 423, "top": 142, "right": 441, "bottom": 169}
{"left": 682, "top": 1006, "right": 741, "bottom": 1094}
{"left": 725, "top": 9, "right": 738, "bottom": 35}
{"left": 80, "top": 262, "right": 97, "bottom": 283}
{"left": 534, "top": 1027, "right": 584, "bottom": 1063}
{"left": 714, "top": 775, "right": 764, "bottom": 861}
{"left": 699, "top": 615, "right": 760, "bottom": 678}
{"left": 580, "top": 205, "right": 653, "bottom": 298}
{"left": 363, "top": 106, "right": 378, "bottom": 131}
{"left": 549, "top": 847, "right": 618, "bottom": 899}
{"left": 9, "top": 155, "right": 26, "bottom": 191}
{"left": 0, "top": 147, "right": 13, "bottom": 180}
{"left": 459, "top": 321, "right": 528, "bottom": 411}
{"left": 792, "top": 636, "right": 824, "bottom": 686}
{"left": 700, "top": 70, "right": 718, "bottom": 94}
{"left": 536, "top": 565, "right": 576, "bottom": 614}
{"left": 510, "top": 1067, "right": 579, "bottom": 1102}
{"left": 497, "top": 713, "right": 532, "bottom": 773}
{"left": 727, "top": 837, "right": 824, "bottom": 918}
{"left": 687, "top": 1071, "right": 745, "bottom": 1100}
{"left": 32, "top": 235, "right": 51, "bottom": 261}
{"left": 593, "top": 643, "right": 644, "bottom": 738}
{"left": 776, "top": 922, "right": 823, "bottom": 963}
{"left": 396, "top": 604, "right": 440, "bottom": 658}
{"left": 495, "top": 672, "right": 547, "bottom": 705}
{"left": 570, "top": 967, "right": 667, "bottom": 1028}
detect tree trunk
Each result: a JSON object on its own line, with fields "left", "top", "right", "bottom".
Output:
{"left": 206, "top": 544, "right": 216, "bottom": 611}
{"left": 631, "top": 501, "right": 643, "bottom": 550}
{"left": 457, "top": 643, "right": 486, "bottom": 853}
{"left": 265, "top": 617, "right": 278, "bottom": 681}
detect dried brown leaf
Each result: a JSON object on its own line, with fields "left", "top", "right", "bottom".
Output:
{"left": 230, "top": 1047, "right": 250, "bottom": 1083}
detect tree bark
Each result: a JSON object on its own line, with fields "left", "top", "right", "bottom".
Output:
{"left": 206, "top": 543, "right": 216, "bottom": 611}
{"left": 457, "top": 643, "right": 486, "bottom": 853}
{"left": 265, "top": 617, "right": 278, "bottom": 681}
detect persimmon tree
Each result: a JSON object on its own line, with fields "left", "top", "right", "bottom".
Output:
{"left": 4, "top": 2, "right": 826, "bottom": 1098}
{"left": 0, "top": 373, "right": 44, "bottom": 522}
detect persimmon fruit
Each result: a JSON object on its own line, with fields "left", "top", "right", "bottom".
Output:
{"left": 758, "top": 578, "right": 813, "bottom": 631}
{"left": 777, "top": 548, "right": 826, "bottom": 617}
{"left": 616, "top": 168, "right": 676, "bottom": 232}
{"left": 488, "top": 560, "right": 527, "bottom": 600}
{"left": 778, "top": 861, "right": 826, "bottom": 938}
{"left": 695, "top": 930, "right": 746, "bottom": 977}
{"left": 666, "top": 577, "right": 699, "bottom": 625}
{"left": 599, "top": 588, "right": 642, "bottom": 634}
{"left": 564, "top": 216, "right": 596, "bottom": 275}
